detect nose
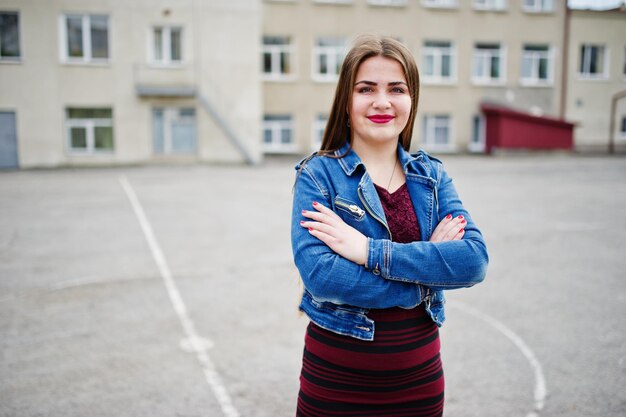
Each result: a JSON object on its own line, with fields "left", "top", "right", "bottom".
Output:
{"left": 372, "top": 92, "right": 391, "bottom": 110}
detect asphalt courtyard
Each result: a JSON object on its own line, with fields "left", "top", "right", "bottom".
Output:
{"left": 0, "top": 154, "right": 624, "bottom": 417}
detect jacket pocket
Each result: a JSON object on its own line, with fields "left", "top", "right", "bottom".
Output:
{"left": 334, "top": 196, "right": 365, "bottom": 221}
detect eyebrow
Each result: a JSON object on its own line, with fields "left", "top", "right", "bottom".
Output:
{"left": 354, "top": 80, "right": 408, "bottom": 87}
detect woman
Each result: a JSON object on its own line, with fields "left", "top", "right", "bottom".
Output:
{"left": 291, "top": 35, "right": 488, "bottom": 416}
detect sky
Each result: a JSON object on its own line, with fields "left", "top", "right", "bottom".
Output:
{"left": 568, "top": 0, "right": 624, "bottom": 9}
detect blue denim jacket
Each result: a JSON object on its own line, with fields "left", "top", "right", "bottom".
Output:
{"left": 291, "top": 141, "right": 488, "bottom": 341}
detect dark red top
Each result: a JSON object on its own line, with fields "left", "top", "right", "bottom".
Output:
{"left": 373, "top": 182, "right": 421, "bottom": 243}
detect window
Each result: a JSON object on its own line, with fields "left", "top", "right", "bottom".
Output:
{"left": 421, "top": 0, "right": 458, "bottom": 8}
{"left": 473, "top": 0, "right": 506, "bottom": 10}
{"left": 579, "top": 44, "right": 608, "bottom": 79}
{"left": 521, "top": 44, "right": 553, "bottom": 85}
{"left": 523, "top": 0, "right": 553, "bottom": 12}
{"left": 313, "top": 37, "right": 346, "bottom": 82}
{"left": 368, "top": 0, "right": 407, "bottom": 6}
{"left": 623, "top": 46, "right": 626, "bottom": 78}
{"left": 422, "top": 41, "right": 455, "bottom": 84}
{"left": 152, "top": 108, "right": 196, "bottom": 154}
{"left": 262, "top": 36, "right": 293, "bottom": 80}
{"left": 472, "top": 43, "right": 505, "bottom": 84}
{"left": 312, "top": 114, "right": 328, "bottom": 150}
{"left": 422, "top": 115, "right": 452, "bottom": 151}
{"left": 263, "top": 115, "right": 295, "bottom": 153}
{"left": 470, "top": 115, "right": 486, "bottom": 153}
{"left": 61, "top": 14, "right": 109, "bottom": 63}
{"left": 313, "top": 0, "right": 353, "bottom": 4}
{"left": 66, "top": 108, "right": 113, "bottom": 153}
{"left": 0, "top": 12, "right": 20, "bottom": 61}
{"left": 152, "top": 26, "right": 182, "bottom": 65}
{"left": 620, "top": 116, "right": 626, "bottom": 139}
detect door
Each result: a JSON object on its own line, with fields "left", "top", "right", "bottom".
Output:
{"left": 152, "top": 107, "right": 196, "bottom": 154}
{"left": 0, "top": 111, "right": 19, "bottom": 169}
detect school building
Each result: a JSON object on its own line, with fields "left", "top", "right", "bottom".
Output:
{"left": 1, "top": 0, "right": 625, "bottom": 168}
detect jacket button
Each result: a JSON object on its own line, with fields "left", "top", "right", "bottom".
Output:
{"left": 372, "top": 268, "right": 380, "bottom": 276}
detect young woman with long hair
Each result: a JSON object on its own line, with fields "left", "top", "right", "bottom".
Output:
{"left": 291, "top": 34, "right": 488, "bottom": 416}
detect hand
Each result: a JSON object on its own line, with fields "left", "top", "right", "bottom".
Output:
{"left": 300, "top": 201, "right": 368, "bottom": 265}
{"left": 430, "top": 214, "right": 466, "bottom": 242}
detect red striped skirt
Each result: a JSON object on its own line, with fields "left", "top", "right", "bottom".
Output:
{"left": 297, "top": 305, "right": 444, "bottom": 417}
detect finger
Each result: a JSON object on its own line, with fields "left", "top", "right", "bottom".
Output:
{"left": 301, "top": 209, "right": 332, "bottom": 224}
{"left": 312, "top": 201, "right": 341, "bottom": 220}
{"left": 431, "top": 214, "right": 453, "bottom": 241}
{"left": 300, "top": 220, "right": 337, "bottom": 238}
{"left": 432, "top": 215, "right": 463, "bottom": 242}
{"left": 307, "top": 226, "right": 336, "bottom": 247}
{"left": 453, "top": 229, "right": 465, "bottom": 240}
{"left": 442, "top": 218, "right": 466, "bottom": 241}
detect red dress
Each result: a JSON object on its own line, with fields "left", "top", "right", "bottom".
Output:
{"left": 297, "top": 183, "right": 445, "bottom": 417}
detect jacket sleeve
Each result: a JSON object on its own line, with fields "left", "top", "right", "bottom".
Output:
{"left": 291, "top": 164, "right": 423, "bottom": 309}
{"left": 366, "top": 161, "right": 489, "bottom": 290}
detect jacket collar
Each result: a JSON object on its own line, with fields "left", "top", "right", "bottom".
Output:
{"left": 334, "top": 140, "right": 429, "bottom": 177}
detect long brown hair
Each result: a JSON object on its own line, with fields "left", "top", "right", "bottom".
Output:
{"left": 321, "top": 34, "right": 420, "bottom": 153}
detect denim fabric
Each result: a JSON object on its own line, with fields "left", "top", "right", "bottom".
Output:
{"left": 291, "top": 141, "right": 488, "bottom": 341}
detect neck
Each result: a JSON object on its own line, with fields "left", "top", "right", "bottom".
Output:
{"left": 351, "top": 138, "right": 398, "bottom": 168}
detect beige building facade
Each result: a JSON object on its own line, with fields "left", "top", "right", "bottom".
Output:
{"left": 0, "top": 0, "right": 262, "bottom": 169}
{"left": 1, "top": 1, "right": 625, "bottom": 169}
{"left": 262, "top": 0, "right": 568, "bottom": 155}
{"left": 566, "top": 6, "right": 626, "bottom": 152}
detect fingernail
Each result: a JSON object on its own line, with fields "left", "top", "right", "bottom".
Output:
{"left": 458, "top": 229, "right": 464, "bottom": 234}
{"left": 312, "top": 201, "right": 319, "bottom": 206}
{"left": 308, "top": 228, "right": 313, "bottom": 231}
{"left": 301, "top": 210, "right": 307, "bottom": 214}
{"left": 445, "top": 214, "right": 452, "bottom": 220}
{"left": 460, "top": 219, "right": 466, "bottom": 224}
{"left": 300, "top": 220, "right": 304, "bottom": 225}
{"left": 457, "top": 215, "right": 464, "bottom": 219}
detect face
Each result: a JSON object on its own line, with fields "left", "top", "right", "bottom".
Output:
{"left": 349, "top": 55, "right": 411, "bottom": 149}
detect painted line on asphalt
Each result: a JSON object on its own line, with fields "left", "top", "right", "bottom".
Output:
{"left": 119, "top": 175, "right": 240, "bottom": 417}
{"left": 450, "top": 301, "right": 547, "bottom": 417}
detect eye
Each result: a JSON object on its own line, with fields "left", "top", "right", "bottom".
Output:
{"left": 357, "top": 86, "right": 373, "bottom": 93}
{"left": 391, "top": 86, "right": 406, "bottom": 94}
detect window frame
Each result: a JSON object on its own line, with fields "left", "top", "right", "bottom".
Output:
{"left": 473, "top": 0, "right": 507, "bottom": 11}
{"left": 620, "top": 116, "right": 626, "bottom": 140}
{"left": 263, "top": 114, "right": 296, "bottom": 153}
{"left": 65, "top": 108, "right": 114, "bottom": 154}
{"left": 367, "top": 0, "right": 408, "bottom": 7}
{"left": 522, "top": 0, "right": 554, "bottom": 13}
{"left": 421, "top": 0, "right": 458, "bottom": 9}
{"left": 0, "top": 11, "right": 21, "bottom": 62}
{"left": 262, "top": 35, "right": 295, "bottom": 81}
{"left": 311, "top": 114, "right": 328, "bottom": 151}
{"left": 472, "top": 42, "right": 506, "bottom": 85}
{"left": 312, "top": 37, "right": 346, "bottom": 83}
{"left": 421, "top": 114, "right": 454, "bottom": 153}
{"left": 59, "top": 13, "right": 110, "bottom": 64}
{"left": 150, "top": 25, "right": 184, "bottom": 66}
{"left": 578, "top": 43, "right": 609, "bottom": 80}
{"left": 520, "top": 44, "right": 554, "bottom": 86}
{"left": 421, "top": 40, "right": 456, "bottom": 85}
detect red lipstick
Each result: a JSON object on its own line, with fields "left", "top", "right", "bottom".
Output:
{"left": 367, "top": 114, "right": 395, "bottom": 124}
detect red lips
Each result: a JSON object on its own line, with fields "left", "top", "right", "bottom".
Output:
{"left": 366, "top": 114, "right": 395, "bottom": 124}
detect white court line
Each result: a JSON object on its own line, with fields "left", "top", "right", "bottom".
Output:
{"left": 450, "top": 301, "right": 547, "bottom": 417}
{"left": 119, "top": 175, "right": 240, "bottom": 417}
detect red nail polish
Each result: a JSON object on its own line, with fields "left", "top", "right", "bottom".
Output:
{"left": 312, "top": 201, "right": 319, "bottom": 206}
{"left": 308, "top": 228, "right": 313, "bottom": 231}
{"left": 458, "top": 229, "right": 464, "bottom": 234}
{"left": 446, "top": 214, "right": 452, "bottom": 219}
{"left": 460, "top": 219, "right": 466, "bottom": 224}
{"left": 300, "top": 220, "right": 304, "bottom": 225}
{"left": 301, "top": 210, "right": 306, "bottom": 214}
{"left": 458, "top": 215, "right": 464, "bottom": 219}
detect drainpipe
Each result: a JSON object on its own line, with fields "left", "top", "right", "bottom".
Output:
{"left": 609, "top": 90, "right": 626, "bottom": 154}
{"left": 559, "top": 1, "right": 571, "bottom": 120}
